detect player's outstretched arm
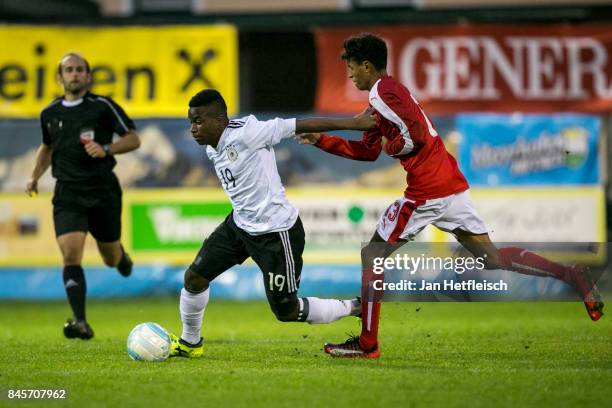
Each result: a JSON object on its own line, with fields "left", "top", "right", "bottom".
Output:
{"left": 296, "top": 128, "right": 382, "bottom": 162}
{"left": 26, "top": 143, "right": 52, "bottom": 196}
{"left": 295, "top": 108, "right": 376, "bottom": 133}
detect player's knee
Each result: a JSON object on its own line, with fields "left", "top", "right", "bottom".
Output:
{"left": 481, "top": 253, "right": 503, "bottom": 270}
{"left": 362, "top": 244, "right": 385, "bottom": 270}
{"left": 361, "top": 245, "right": 376, "bottom": 267}
{"left": 62, "top": 250, "right": 82, "bottom": 265}
{"left": 184, "top": 268, "right": 209, "bottom": 293}
{"left": 270, "top": 295, "right": 299, "bottom": 322}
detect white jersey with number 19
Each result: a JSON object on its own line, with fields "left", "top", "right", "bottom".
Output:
{"left": 205, "top": 115, "right": 298, "bottom": 235}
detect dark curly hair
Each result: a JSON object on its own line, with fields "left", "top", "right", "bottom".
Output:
{"left": 341, "top": 33, "right": 387, "bottom": 71}
{"left": 189, "top": 89, "right": 227, "bottom": 113}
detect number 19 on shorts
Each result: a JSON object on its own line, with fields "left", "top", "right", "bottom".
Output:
{"left": 268, "top": 273, "right": 285, "bottom": 292}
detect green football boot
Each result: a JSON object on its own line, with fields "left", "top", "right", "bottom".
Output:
{"left": 169, "top": 333, "right": 203, "bottom": 358}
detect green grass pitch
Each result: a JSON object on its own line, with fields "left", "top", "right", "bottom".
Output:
{"left": 1, "top": 299, "right": 610, "bottom": 407}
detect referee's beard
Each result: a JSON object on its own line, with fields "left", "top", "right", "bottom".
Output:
{"left": 61, "top": 78, "right": 89, "bottom": 97}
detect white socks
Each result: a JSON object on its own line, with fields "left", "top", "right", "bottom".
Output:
{"left": 302, "top": 297, "right": 361, "bottom": 324}
{"left": 179, "top": 287, "right": 209, "bottom": 344}
{"left": 179, "top": 289, "right": 361, "bottom": 338}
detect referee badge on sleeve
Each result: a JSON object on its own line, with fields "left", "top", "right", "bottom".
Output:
{"left": 226, "top": 145, "right": 239, "bottom": 161}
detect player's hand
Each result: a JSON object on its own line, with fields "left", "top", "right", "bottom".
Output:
{"left": 353, "top": 107, "right": 377, "bottom": 130}
{"left": 84, "top": 141, "right": 106, "bottom": 158}
{"left": 296, "top": 133, "right": 321, "bottom": 145}
{"left": 26, "top": 178, "right": 38, "bottom": 197}
{"left": 381, "top": 136, "right": 389, "bottom": 149}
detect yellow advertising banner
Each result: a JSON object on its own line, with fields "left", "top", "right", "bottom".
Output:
{"left": 0, "top": 25, "right": 238, "bottom": 118}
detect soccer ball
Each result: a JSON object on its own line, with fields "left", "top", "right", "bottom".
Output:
{"left": 127, "top": 322, "right": 171, "bottom": 362}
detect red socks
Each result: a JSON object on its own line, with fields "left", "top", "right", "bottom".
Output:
{"left": 357, "top": 247, "right": 571, "bottom": 351}
{"left": 359, "top": 268, "right": 381, "bottom": 350}
{"left": 498, "top": 247, "right": 569, "bottom": 281}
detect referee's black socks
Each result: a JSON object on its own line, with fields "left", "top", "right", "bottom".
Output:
{"left": 63, "top": 265, "right": 87, "bottom": 322}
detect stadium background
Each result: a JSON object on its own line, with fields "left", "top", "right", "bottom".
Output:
{"left": 1, "top": 0, "right": 610, "bottom": 301}
{"left": 1, "top": 2, "right": 611, "bottom": 407}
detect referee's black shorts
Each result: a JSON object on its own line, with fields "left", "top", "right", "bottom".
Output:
{"left": 52, "top": 174, "right": 123, "bottom": 242}
{"left": 190, "top": 212, "right": 305, "bottom": 297}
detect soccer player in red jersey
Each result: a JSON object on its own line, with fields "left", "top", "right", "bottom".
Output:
{"left": 297, "top": 33, "right": 603, "bottom": 359}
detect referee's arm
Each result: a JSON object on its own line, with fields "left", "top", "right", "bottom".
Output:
{"left": 105, "top": 130, "right": 140, "bottom": 155}
{"left": 26, "top": 143, "right": 52, "bottom": 196}
{"left": 84, "top": 130, "right": 140, "bottom": 158}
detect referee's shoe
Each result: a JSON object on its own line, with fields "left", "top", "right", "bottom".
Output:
{"left": 63, "top": 319, "right": 94, "bottom": 340}
{"left": 117, "top": 246, "right": 133, "bottom": 277}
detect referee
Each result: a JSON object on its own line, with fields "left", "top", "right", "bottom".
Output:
{"left": 26, "top": 53, "right": 141, "bottom": 340}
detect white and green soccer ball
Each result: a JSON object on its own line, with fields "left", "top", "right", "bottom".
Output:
{"left": 127, "top": 322, "right": 171, "bottom": 362}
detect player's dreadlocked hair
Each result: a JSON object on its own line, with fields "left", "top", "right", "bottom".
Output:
{"left": 189, "top": 89, "right": 227, "bottom": 113}
{"left": 341, "top": 33, "right": 387, "bottom": 71}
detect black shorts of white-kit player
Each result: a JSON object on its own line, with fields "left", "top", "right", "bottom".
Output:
{"left": 190, "top": 212, "right": 306, "bottom": 320}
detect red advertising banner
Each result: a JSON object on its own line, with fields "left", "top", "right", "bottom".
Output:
{"left": 315, "top": 25, "right": 612, "bottom": 114}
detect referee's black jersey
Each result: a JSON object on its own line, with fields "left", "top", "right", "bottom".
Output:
{"left": 40, "top": 92, "right": 136, "bottom": 184}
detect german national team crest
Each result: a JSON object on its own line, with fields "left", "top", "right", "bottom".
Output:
{"left": 226, "top": 145, "right": 239, "bottom": 161}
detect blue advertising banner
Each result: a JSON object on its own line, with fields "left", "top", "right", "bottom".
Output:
{"left": 0, "top": 265, "right": 361, "bottom": 300}
{"left": 457, "top": 114, "right": 600, "bottom": 186}
{"left": 0, "top": 264, "right": 572, "bottom": 300}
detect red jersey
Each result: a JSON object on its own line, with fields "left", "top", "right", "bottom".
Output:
{"left": 315, "top": 75, "right": 468, "bottom": 201}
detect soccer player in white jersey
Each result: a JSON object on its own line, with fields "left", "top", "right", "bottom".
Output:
{"left": 169, "top": 89, "right": 376, "bottom": 357}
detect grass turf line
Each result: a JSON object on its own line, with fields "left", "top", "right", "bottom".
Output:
{"left": 0, "top": 299, "right": 610, "bottom": 408}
